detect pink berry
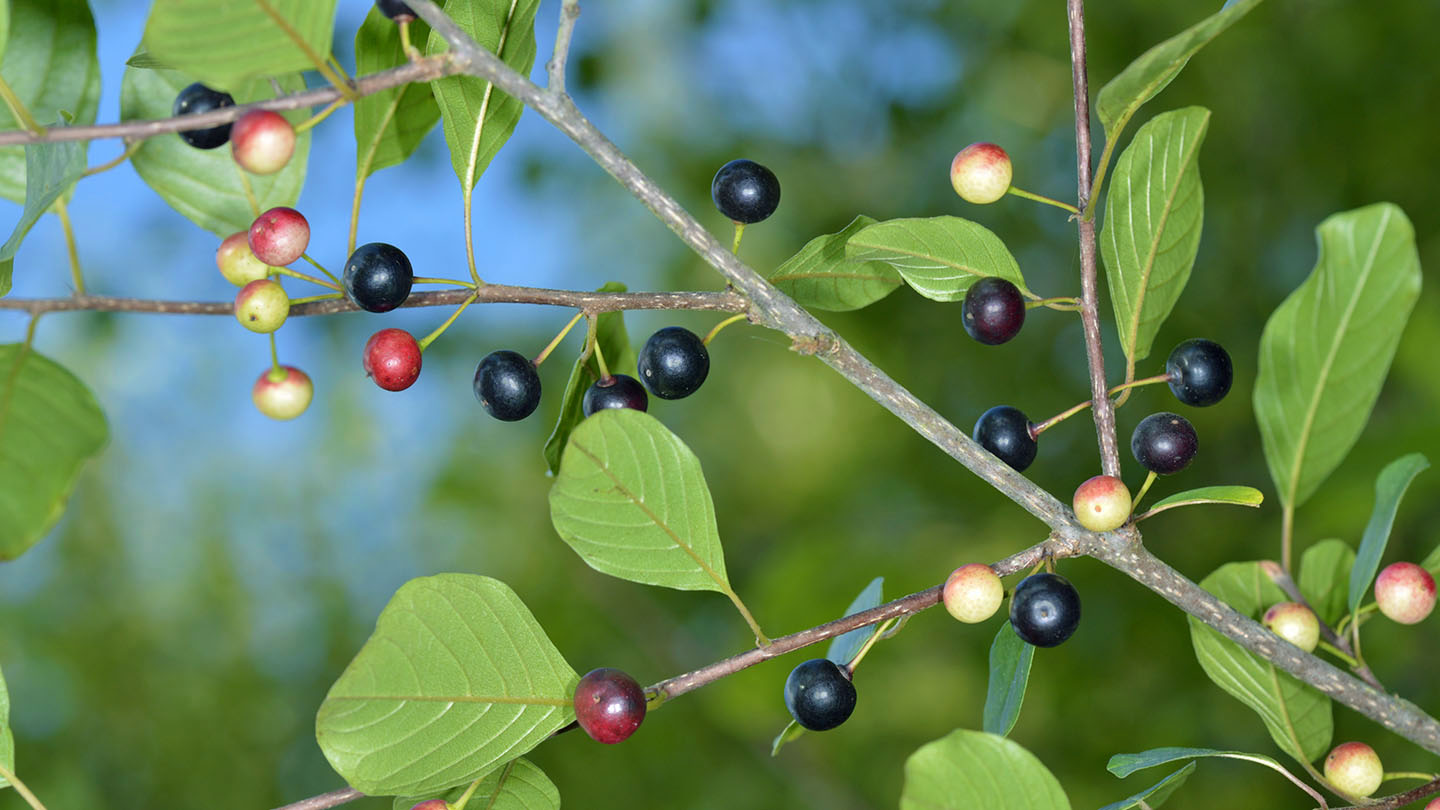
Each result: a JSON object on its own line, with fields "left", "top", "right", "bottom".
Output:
{"left": 216, "top": 231, "right": 269, "bottom": 286}
{"left": 407, "top": 801, "right": 447, "bottom": 810}
{"left": 252, "top": 366, "right": 313, "bottom": 421}
{"left": 942, "top": 563, "right": 1004, "bottom": 624}
{"left": 950, "top": 143, "right": 1013, "bottom": 204}
{"left": 231, "top": 109, "right": 296, "bottom": 175}
{"left": 363, "top": 328, "right": 423, "bottom": 392}
{"left": 1262, "top": 602, "right": 1320, "bottom": 652}
{"left": 248, "top": 207, "right": 310, "bottom": 267}
{"left": 1072, "top": 475, "right": 1132, "bottom": 532}
{"left": 1374, "top": 562, "right": 1436, "bottom": 624}
{"left": 1323, "top": 741, "right": 1383, "bottom": 798}
{"left": 573, "top": 668, "right": 646, "bottom": 744}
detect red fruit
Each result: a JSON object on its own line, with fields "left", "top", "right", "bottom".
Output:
{"left": 1374, "top": 562, "right": 1436, "bottom": 624}
{"left": 950, "top": 142, "right": 1013, "bottom": 204}
{"left": 252, "top": 366, "right": 313, "bottom": 420}
{"left": 248, "top": 207, "right": 310, "bottom": 266}
{"left": 1323, "top": 742, "right": 1383, "bottom": 798}
{"left": 1072, "top": 475, "right": 1132, "bottom": 532}
{"left": 942, "top": 563, "right": 1004, "bottom": 624}
{"left": 363, "top": 328, "right": 423, "bottom": 392}
{"left": 231, "top": 110, "right": 296, "bottom": 175}
{"left": 573, "top": 667, "right": 646, "bottom": 744}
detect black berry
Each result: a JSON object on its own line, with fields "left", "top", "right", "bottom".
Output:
{"left": 582, "top": 374, "right": 648, "bottom": 416}
{"left": 1009, "top": 572, "right": 1081, "bottom": 648}
{"left": 1131, "top": 412, "right": 1199, "bottom": 475}
{"left": 474, "top": 350, "right": 541, "bottom": 421}
{"left": 783, "top": 658, "right": 856, "bottom": 732}
{"left": 1166, "top": 338, "right": 1233, "bottom": 407}
{"left": 711, "top": 159, "right": 781, "bottom": 224}
{"left": 173, "top": 82, "right": 235, "bottom": 149}
{"left": 637, "top": 326, "right": 710, "bottom": 400}
{"left": 973, "top": 406, "right": 1037, "bottom": 472}
{"left": 573, "top": 668, "right": 646, "bottom": 744}
{"left": 962, "top": 277, "right": 1026, "bottom": 345}
{"left": 376, "top": 0, "right": 416, "bottom": 21}
{"left": 343, "top": 243, "right": 414, "bottom": 313}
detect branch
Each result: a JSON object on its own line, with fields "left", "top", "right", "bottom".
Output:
{"left": 545, "top": 0, "right": 582, "bottom": 93}
{"left": 1331, "top": 777, "right": 1440, "bottom": 810}
{"left": 270, "top": 787, "right": 364, "bottom": 810}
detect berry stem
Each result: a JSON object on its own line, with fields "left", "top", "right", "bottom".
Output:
{"left": 399, "top": 21, "right": 416, "bottom": 60}
{"left": 843, "top": 617, "right": 896, "bottom": 673}
{"left": 288, "top": 293, "right": 344, "bottom": 306}
{"left": 234, "top": 164, "right": 261, "bottom": 217}
{"left": 1006, "top": 186, "right": 1080, "bottom": 215}
{"left": 1383, "top": 773, "right": 1439, "bottom": 784}
{"left": 268, "top": 333, "right": 282, "bottom": 378}
{"left": 271, "top": 265, "right": 340, "bottom": 291}
{"left": 411, "top": 276, "right": 479, "bottom": 289}
{"left": 295, "top": 97, "right": 346, "bottom": 133}
{"left": 731, "top": 222, "right": 745, "bottom": 255}
{"left": 1031, "top": 374, "right": 1174, "bottom": 435}
{"left": 1130, "top": 471, "right": 1158, "bottom": 511}
{"left": 81, "top": 138, "right": 141, "bottom": 178}
{"left": 1316, "top": 640, "right": 1360, "bottom": 668}
{"left": 1281, "top": 502, "right": 1295, "bottom": 573}
{"left": 701, "top": 313, "right": 747, "bottom": 345}
{"left": 533, "top": 310, "right": 585, "bottom": 367}
{"left": 53, "top": 197, "right": 86, "bottom": 296}
{"left": 0, "top": 75, "right": 44, "bottom": 135}
{"left": 417, "top": 292, "right": 478, "bottom": 352}
{"left": 0, "top": 759, "right": 51, "bottom": 810}
{"left": 591, "top": 330, "right": 612, "bottom": 380}
{"left": 450, "top": 766, "right": 495, "bottom": 810}
{"left": 300, "top": 253, "right": 342, "bottom": 286}
{"left": 1025, "top": 296, "right": 1083, "bottom": 311}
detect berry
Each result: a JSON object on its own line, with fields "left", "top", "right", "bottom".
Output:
{"left": 1262, "top": 602, "right": 1320, "bottom": 652}
{"left": 1009, "top": 572, "right": 1081, "bottom": 648}
{"left": 783, "top": 658, "right": 856, "bottom": 732}
{"left": 1426, "top": 799, "right": 1440, "bottom": 810}
{"left": 376, "top": 0, "right": 416, "bottom": 21}
{"left": 942, "top": 564, "right": 1004, "bottom": 624}
{"left": 582, "top": 374, "right": 648, "bottom": 416}
{"left": 231, "top": 109, "right": 296, "bottom": 175}
{"left": 474, "top": 350, "right": 541, "bottom": 421}
{"left": 1130, "top": 412, "right": 1199, "bottom": 475}
{"left": 973, "top": 406, "right": 1037, "bottom": 472}
{"left": 173, "top": 82, "right": 235, "bottom": 149}
{"left": 1165, "top": 338, "right": 1233, "bottom": 407}
{"left": 234, "top": 279, "right": 289, "bottom": 333}
{"left": 248, "top": 207, "right": 310, "bottom": 267}
{"left": 962, "top": 277, "right": 1026, "bottom": 345}
{"left": 1323, "top": 742, "right": 1383, "bottom": 798}
{"left": 407, "top": 802, "right": 447, "bottom": 810}
{"left": 1374, "top": 562, "right": 1436, "bottom": 624}
{"left": 363, "top": 328, "right": 422, "bottom": 392}
{"left": 343, "top": 243, "right": 414, "bottom": 313}
{"left": 950, "top": 142, "right": 1013, "bottom": 204}
{"left": 216, "top": 231, "right": 269, "bottom": 286}
{"left": 637, "top": 326, "right": 709, "bottom": 399}
{"left": 252, "top": 366, "right": 313, "bottom": 420}
{"left": 573, "top": 667, "right": 646, "bottom": 744}
{"left": 1072, "top": 475, "right": 1132, "bottom": 532}
{"left": 711, "top": 159, "right": 781, "bottom": 224}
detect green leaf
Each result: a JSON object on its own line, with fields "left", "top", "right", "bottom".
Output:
{"left": 121, "top": 66, "right": 311, "bottom": 238}
{"left": 1254, "top": 203, "right": 1423, "bottom": 509}
{"left": 1100, "top": 107, "right": 1209, "bottom": 362}
{"left": 141, "top": 0, "right": 337, "bottom": 89}
{"left": 0, "top": 345, "right": 108, "bottom": 560}
{"left": 845, "top": 216, "right": 1028, "bottom": 302}
{"left": 1, "top": 662, "right": 12, "bottom": 789}
{"left": 1096, "top": 763, "right": 1194, "bottom": 810}
{"left": 0, "top": 0, "right": 101, "bottom": 203}
{"left": 316, "top": 574, "right": 578, "bottom": 797}
{"left": 393, "top": 759, "right": 559, "bottom": 810}
{"left": 1347, "top": 453, "right": 1428, "bottom": 614}
{"left": 1422, "top": 543, "right": 1440, "bottom": 574}
{"left": 543, "top": 284, "right": 635, "bottom": 475}
{"left": 1298, "top": 539, "right": 1355, "bottom": 627}
{"left": 826, "top": 576, "right": 884, "bottom": 666}
{"left": 354, "top": 8, "right": 441, "bottom": 180}
{"left": 0, "top": 135, "right": 86, "bottom": 295}
{"left": 1143, "top": 485, "right": 1263, "bottom": 517}
{"left": 983, "top": 621, "right": 1035, "bottom": 738}
{"left": 426, "top": 0, "right": 539, "bottom": 191}
{"left": 768, "top": 216, "right": 902, "bottom": 311}
{"left": 550, "top": 409, "right": 731, "bottom": 593}
{"left": 1095, "top": 0, "right": 1263, "bottom": 145}
{"left": 770, "top": 719, "right": 805, "bottom": 756}
{"left": 1107, "top": 747, "right": 1321, "bottom": 805}
{"left": 900, "top": 729, "right": 1070, "bottom": 810}
{"left": 124, "top": 50, "right": 168, "bottom": 69}
{"left": 0, "top": 2, "right": 10, "bottom": 65}
{"left": 1186, "top": 563, "right": 1331, "bottom": 763}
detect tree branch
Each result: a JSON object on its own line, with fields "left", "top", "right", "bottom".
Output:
{"left": 270, "top": 787, "right": 364, "bottom": 810}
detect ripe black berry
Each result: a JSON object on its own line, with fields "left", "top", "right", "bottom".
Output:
{"left": 1166, "top": 338, "right": 1233, "bottom": 407}
{"left": 474, "top": 350, "right": 541, "bottom": 421}
{"left": 1131, "top": 412, "right": 1198, "bottom": 475}
{"left": 962, "top": 277, "right": 1026, "bottom": 345}
{"left": 343, "top": 243, "right": 414, "bottom": 313}
{"left": 582, "top": 374, "right": 648, "bottom": 416}
{"left": 783, "top": 658, "right": 856, "bottom": 732}
{"left": 973, "top": 406, "right": 1037, "bottom": 472}
{"left": 376, "top": 0, "right": 416, "bottom": 21}
{"left": 173, "top": 82, "right": 235, "bottom": 149}
{"left": 637, "top": 326, "right": 709, "bottom": 400}
{"left": 573, "top": 668, "right": 646, "bottom": 744}
{"left": 711, "top": 159, "right": 781, "bottom": 224}
{"left": 1010, "top": 572, "right": 1081, "bottom": 648}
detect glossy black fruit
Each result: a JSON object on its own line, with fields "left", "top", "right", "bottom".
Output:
{"left": 1131, "top": 412, "right": 1198, "bottom": 475}
{"left": 711, "top": 159, "right": 781, "bottom": 224}
{"left": 1166, "top": 338, "right": 1233, "bottom": 407}
{"left": 573, "top": 668, "right": 646, "bottom": 744}
{"left": 583, "top": 374, "right": 648, "bottom": 416}
{"left": 474, "top": 350, "right": 542, "bottom": 421}
{"left": 343, "top": 243, "right": 414, "bottom": 313}
{"left": 376, "top": 0, "right": 416, "bottom": 20}
{"left": 173, "top": 82, "right": 235, "bottom": 149}
{"left": 973, "top": 405, "right": 1037, "bottom": 472}
{"left": 1010, "top": 572, "right": 1081, "bottom": 648}
{"left": 962, "top": 277, "right": 1026, "bottom": 345}
{"left": 637, "top": 326, "right": 710, "bottom": 399}
{"left": 783, "top": 658, "right": 856, "bottom": 732}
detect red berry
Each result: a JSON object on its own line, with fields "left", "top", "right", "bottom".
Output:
{"left": 950, "top": 143, "right": 1012, "bottom": 204}
{"left": 1072, "top": 475, "right": 1132, "bottom": 532}
{"left": 232, "top": 110, "right": 296, "bottom": 175}
{"left": 1374, "top": 562, "right": 1436, "bottom": 624}
{"left": 248, "top": 207, "right": 310, "bottom": 267}
{"left": 252, "top": 366, "right": 313, "bottom": 420}
{"left": 573, "top": 668, "right": 646, "bottom": 744}
{"left": 363, "top": 328, "right": 423, "bottom": 392}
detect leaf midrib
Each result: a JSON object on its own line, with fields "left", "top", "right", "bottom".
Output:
{"left": 326, "top": 694, "right": 570, "bottom": 706}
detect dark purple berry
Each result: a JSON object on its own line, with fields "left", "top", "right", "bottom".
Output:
{"left": 962, "top": 277, "right": 1026, "bottom": 345}
{"left": 582, "top": 374, "right": 648, "bottom": 416}
{"left": 783, "top": 658, "right": 856, "bottom": 732}
{"left": 343, "top": 243, "right": 414, "bottom": 313}
{"left": 1010, "top": 572, "right": 1081, "bottom": 648}
{"left": 376, "top": 0, "right": 416, "bottom": 21}
{"left": 973, "top": 406, "right": 1037, "bottom": 472}
{"left": 573, "top": 668, "right": 646, "bottom": 744}
{"left": 638, "top": 327, "right": 709, "bottom": 400}
{"left": 173, "top": 82, "right": 235, "bottom": 149}
{"left": 474, "top": 350, "right": 541, "bottom": 421}
{"left": 1131, "top": 412, "right": 1198, "bottom": 475}
{"left": 711, "top": 159, "right": 781, "bottom": 224}
{"left": 1166, "top": 338, "right": 1233, "bottom": 407}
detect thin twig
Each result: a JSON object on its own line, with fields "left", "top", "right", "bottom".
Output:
{"left": 269, "top": 787, "right": 364, "bottom": 810}
{"left": 546, "top": 0, "right": 582, "bottom": 93}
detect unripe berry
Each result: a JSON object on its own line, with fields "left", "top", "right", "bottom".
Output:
{"left": 407, "top": 802, "right": 446, "bottom": 810}
{"left": 950, "top": 143, "right": 1012, "bottom": 204}
{"left": 1425, "top": 798, "right": 1440, "bottom": 810}
{"left": 1262, "top": 602, "right": 1320, "bottom": 652}
{"left": 252, "top": 366, "right": 313, "bottom": 420}
{"left": 363, "top": 328, "right": 423, "bottom": 392}
{"left": 1323, "top": 742, "right": 1383, "bottom": 798}
{"left": 1072, "top": 475, "right": 1132, "bottom": 532}
{"left": 231, "top": 109, "right": 296, "bottom": 175}
{"left": 248, "top": 206, "right": 310, "bottom": 267}
{"left": 1374, "top": 562, "right": 1436, "bottom": 624}
{"left": 234, "top": 279, "right": 289, "bottom": 333}
{"left": 216, "top": 231, "right": 269, "bottom": 286}
{"left": 942, "top": 564, "right": 1004, "bottom": 624}
{"left": 573, "top": 668, "right": 646, "bottom": 744}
